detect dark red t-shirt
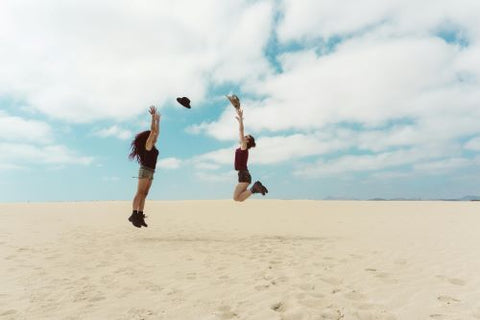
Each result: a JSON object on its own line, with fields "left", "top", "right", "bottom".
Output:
{"left": 234, "top": 148, "right": 249, "bottom": 171}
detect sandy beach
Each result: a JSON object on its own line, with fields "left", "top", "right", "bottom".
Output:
{"left": 1, "top": 200, "right": 480, "bottom": 320}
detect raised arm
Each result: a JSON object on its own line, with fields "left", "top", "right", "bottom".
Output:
{"left": 235, "top": 108, "right": 247, "bottom": 150}
{"left": 145, "top": 106, "right": 160, "bottom": 151}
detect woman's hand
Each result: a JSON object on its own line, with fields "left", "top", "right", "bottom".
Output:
{"left": 235, "top": 108, "right": 244, "bottom": 122}
{"left": 149, "top": 105, "right": 157, "bottom": 116}
{"left": 155, "top": 112, "right": 161, "bottom": 121}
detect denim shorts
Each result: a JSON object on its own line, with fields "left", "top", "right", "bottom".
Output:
{"left": 139, "top": 166, "right": 155, "bottom": 181}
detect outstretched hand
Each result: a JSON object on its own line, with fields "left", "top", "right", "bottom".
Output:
{"left": 235, "top": 108, "right": 244, "bottom": 122}
{"left": 149, "top": 105, "right": 157, "bottom": 116}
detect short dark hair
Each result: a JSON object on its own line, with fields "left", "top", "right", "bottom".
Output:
{"left": 246, "top": 135, "right": 256, "bottom": 149}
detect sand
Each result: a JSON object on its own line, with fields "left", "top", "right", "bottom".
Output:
{"left": 1, "top": 200, "right": 480, "bottom": 320}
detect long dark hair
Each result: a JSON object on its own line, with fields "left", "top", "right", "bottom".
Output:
{"left": 128, "top": 130, "right": 150, "bottom": 163}
{"left": 246, "top": 135, "right": 256, "bottom": 149}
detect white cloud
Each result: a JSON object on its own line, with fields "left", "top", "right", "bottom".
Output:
{"left": 0, "top": 143, "right": 93, "bottom": 167}
{"left": 254, "top": 132, "right": 350, "bottom": 164}
{"left": 184, "top": 1, "right": 480, "bottom": 183}
{"left": 413, "top": 157, "right": 473, "bottom": 174}
{"left": 2, "top": 0, "right": 480, "bottom": 188}
{"left": 0, "top": 111, "right": 53, "bottom": 144}
{"left": 94, "top": 125, "right": 132, "bottom": 140}
{"left": 157, "top": 157, "right": 182, "bottom": 169}
{"left": 0, "top": 112, "right": 93, "bottom": 170}
{"left": 277, "top": 0, "right": 480, "bottom": 43}
{"left": 193, "top": 147, "right": 233, "bottom": 168}
{"left": 0, "top": 163, "right": 23, "bottom": 171}
{"left": 0, "top": 0, "right": 274, "bottom": 123}
{"left": 465, "top": 136, "right": 480, "bottom": 151}
{"left": 195, "top": 171, "right": 233, "bottom": 182}
{"left": 186, "top": 106, "right": 239, "bottom": 141}
{"left": 277, "top": 0, "right": 400, "bottom": 42}
{"left": 371, "top": 171, "right": 411, "bottom": 180}
{"left": 294, "top": 145, "right": 456, "bottom": 178}
{"left": 192, "top": 37, "right": 480, "bottom": 140}
{"left": 193, "top": 162, "right": 222, "bottom": 171}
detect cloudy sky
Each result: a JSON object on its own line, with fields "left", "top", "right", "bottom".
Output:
{"left": 1, "top": 0, "right": 480, "bottom": 201}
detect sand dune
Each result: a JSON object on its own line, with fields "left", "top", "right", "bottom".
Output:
{"left": 1, "top": 200, "right": 480, "bottom": 319}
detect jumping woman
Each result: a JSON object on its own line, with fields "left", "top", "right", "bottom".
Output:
{"left": 128, "top": 106, "right": 161, "bottom": 228}
{"left": 228, "top": 95, "right": 268, "bottom": 201}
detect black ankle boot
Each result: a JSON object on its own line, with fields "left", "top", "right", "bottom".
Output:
{"left": 128, "top": 210, "right": 142, "bottom": 228}
{"left": 138, "top": 211, "right": 148, "bottom": 227}
{"left": 250, "top": 181, "right": 263, "bottom": 194}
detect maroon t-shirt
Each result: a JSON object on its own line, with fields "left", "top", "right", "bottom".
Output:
{"left": 234, "top": 148, "right": 249, "bottom": 171}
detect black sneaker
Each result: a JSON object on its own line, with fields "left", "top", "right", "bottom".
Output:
{"left": 128, "top": 212, "right": 142, "bottom": 228}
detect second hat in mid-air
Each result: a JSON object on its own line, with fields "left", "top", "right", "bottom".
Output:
{"left": 176, "top": 97, "right": 191, "bottom": 109}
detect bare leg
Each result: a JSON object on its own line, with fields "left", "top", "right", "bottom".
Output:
{"left": 233, "top": 182, "right": 252, "bottom": 202}
{"left": 138, "top": 179, "right": 152, "bottom": 211}
{"left": 133, "top": 178, "right": 152, "bottom": 211}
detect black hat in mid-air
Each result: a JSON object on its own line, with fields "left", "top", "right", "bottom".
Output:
{"left": 176, "top": 97, "right": 191, "bottom": 109}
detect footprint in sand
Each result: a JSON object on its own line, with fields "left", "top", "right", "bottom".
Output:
{"left": 437, "top": 295, "right": 460, "bottom": 305}
{"left": 88, "top": 295, "right": 106, "bottom": 302}
{"left": 344, "top": 290, "right": 366, "bottom": 301}
{"left": 254, "top": 282, "right": 271, "bottom": 291}
{"left": 320, "top": 277, "right": 343, "bottom": 286}
{"left": 436, "top": 275, "right": 466, "bottom": 286}
{"left": 374, "top": 272, "right": 398, "bottom": 284}
{"left": 186, "top": 272, "right": 197, "bottom": 280}
{"left": 146, "top": 283, "right": 163, "bottom": 293}
{"left": 216, "top": 305, "right": 237, "bottom": 319}
{"left": 357, "top": 303, "right": 374, "bottom": 310}
{"left": 355, "top": 310, "right": 396, "bottom": 320}
{"left": 473, "top": 309, "right": 480, "bottom": 319}
{"left": 1, "top": 310, "right": 17, "bottom": 317}
{"left": 281, "top": 308, "right": 311, "bottom": 320}
{"left": 299, "top": 297, "right": 325, "bottom": 308}
{"left": 271, "top": 302, "right": 286, "bottom": 312}
{"left": 297, "top": 283, "right": 315, "bottom": 291}
{"left": 394, "top": 259, "right": 407, "bottom": 265}
{"left": 123, "top": 308, "right": 156, "bottom": 320}
{"left": 311, "top": 308, "right": 344, "bottom": 320}
{"left": 447, "top": 278, "right": 466, "bottom": 286}
{"left": 274, "top": 276, "right": 289, "bottom": 285}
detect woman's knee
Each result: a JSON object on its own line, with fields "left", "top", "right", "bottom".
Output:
{"left": 233, "top": 195, "right": 244, "bottom": 202}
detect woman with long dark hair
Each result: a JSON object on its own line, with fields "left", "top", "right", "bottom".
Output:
{"left": 128, "top": 106, "right": 160, "bottom": 228}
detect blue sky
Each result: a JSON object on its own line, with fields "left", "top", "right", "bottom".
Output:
{"left": 1, "top": 0, "right": 480, "bottom": 202}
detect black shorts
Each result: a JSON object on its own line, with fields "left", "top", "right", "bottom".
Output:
{"left": 237, "top": 170, "right": 252, "bottom": 184}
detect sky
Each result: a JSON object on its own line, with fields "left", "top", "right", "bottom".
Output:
{"left": 1, "top": 0, "right": 480, "bottom": 202}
